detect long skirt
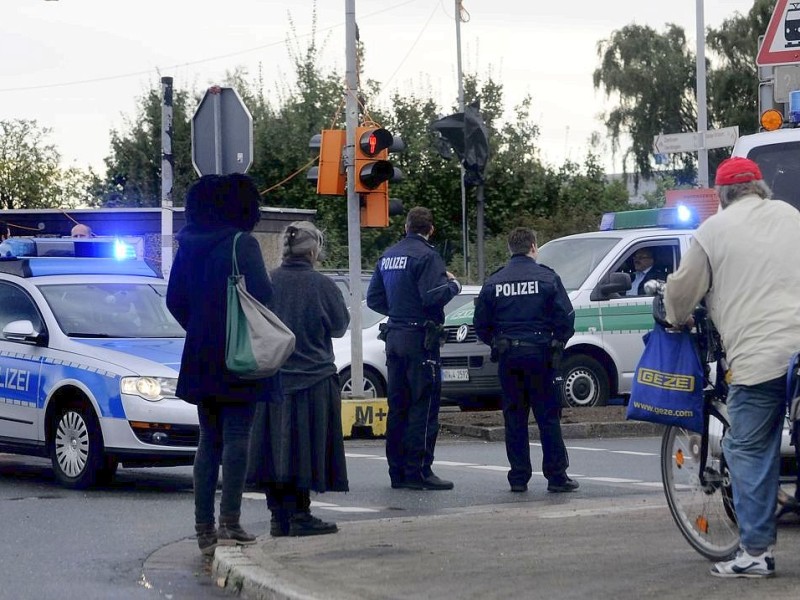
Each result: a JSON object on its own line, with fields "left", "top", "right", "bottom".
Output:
{"left": 247, "top": 374, "right": 348, "bottom": 493}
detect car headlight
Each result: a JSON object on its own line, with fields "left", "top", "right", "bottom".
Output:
{"left": 120, "top": 377, "right": 178, "bottom": 402}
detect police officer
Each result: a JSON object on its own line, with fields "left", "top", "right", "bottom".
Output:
{"left": 473, "top": 227, "right": 577, "bottom": 493}
{"left": 367, "top": 207, "right": 461, "bottom": 490}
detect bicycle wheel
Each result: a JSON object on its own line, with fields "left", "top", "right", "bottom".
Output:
{"left": 661, "top": 421, "right": 740, "bottom": 560}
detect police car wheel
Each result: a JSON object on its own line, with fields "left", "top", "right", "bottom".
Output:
{"left": 561, "top": 355, "right": 609, "bottom": 408}
{"left": 49, "top": 401, "right": 105, "bottom": 489}
{"left": 339, "top": 367, "right": 386, "bottom": 399}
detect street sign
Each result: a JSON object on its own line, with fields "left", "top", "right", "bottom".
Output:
{"left": 191, "top": 86, "right": 253, "bottom": 176}
{"left": 757, "top": 0, "right": 800, "bottom": 67}
{"left": 703, "top": 126, "right": 739, "bottom": 150}
{"left": 653, "top": 132, "right": 702, "bottom": 154}
{"left": 774, "top": 64, "right": 800, "bottom": 101}
{"left": 653, "top": 127, "right": 738, "bottom": 154}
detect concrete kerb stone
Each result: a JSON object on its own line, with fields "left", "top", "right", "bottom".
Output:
{"left": 213, "top": 546, "right": 311, "bottom": 600}
{"left": 439, "top": 421, "right": 663, "bottom": 441}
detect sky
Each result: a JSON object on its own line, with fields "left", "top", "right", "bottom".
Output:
{"left": 0, "top": 0, "right": 760, "bottom": 176}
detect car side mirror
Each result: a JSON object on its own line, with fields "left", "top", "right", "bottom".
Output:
{"left": 3, "top": 319, "right": 47, "bottom": 346}
{"left": 590, "top": 272, "right": 631, "bottom": 301}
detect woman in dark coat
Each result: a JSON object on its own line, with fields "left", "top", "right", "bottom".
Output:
{"left": 167, "top": 173, "right": 280, "bottom": 556}
{"left": 248, "top": 221, "right": 350, "bottom": 536}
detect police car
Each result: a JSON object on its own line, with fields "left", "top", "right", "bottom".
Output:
{"left": 0, "top": 237, "right": 196, "bottom": 488}
{"left": 441, "top": 207, "right": 699, "bottom": 408}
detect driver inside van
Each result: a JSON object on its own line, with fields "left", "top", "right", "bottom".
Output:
{"left": 625, "top": 248, "right": 667, "bottom": 296}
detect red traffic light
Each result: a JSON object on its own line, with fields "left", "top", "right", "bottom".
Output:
{"left": 358, "top": 128, "right": 393, "bottom": 157}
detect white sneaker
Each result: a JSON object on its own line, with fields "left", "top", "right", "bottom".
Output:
{"left": 710, "top": 547, "right": 775, "bottom": 578}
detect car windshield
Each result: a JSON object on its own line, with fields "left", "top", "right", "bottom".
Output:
{"left": 748, "top": 141, "right": 800, "bottom": 211}
{"left": 537, "top": 237, "right": 620, "bottom": 291}
{"left": 38, "top": 282, "right": 185, "bottom": 338}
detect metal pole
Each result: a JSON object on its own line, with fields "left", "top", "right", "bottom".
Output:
{"left": 455, "top": 0, "right": 469, "bottom": 282}
{"left": 160, "top": 76, "right": 174, "bottom": 279}
{"left": 213, "top": 93, "right": 222, "bottom": 175}
{"left": 345, "top": 0, "right": 365, "bottom": 398}
{"left": 696, "top": 0, "right": 709, "bottom": 187}
{"left": 476, "top": 184, "right": 485, "bottom": 282}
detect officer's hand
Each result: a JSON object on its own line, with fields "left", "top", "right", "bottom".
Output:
{"left": 446, "top": 271, "right": 457, "bottom": 281}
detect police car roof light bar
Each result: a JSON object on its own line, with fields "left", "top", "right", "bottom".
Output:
{"left": 599, "top": 207, "right": 698, "bottom": 231}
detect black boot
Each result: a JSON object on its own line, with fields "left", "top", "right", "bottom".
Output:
{"left": 218, "top": 516, "right": 257, "bottom": 546}
{"left": 270, "top": 508, "right": 290, "bottom": 537}
{"left": 195, "top": 522, "right": 217, "bottom": 556}
{"left": 288, "top": 512, "right": 338, "bottom": 537}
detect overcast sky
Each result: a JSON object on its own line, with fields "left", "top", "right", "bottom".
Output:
{"left": 1, "top": 0, "right": 758, "bottom": 175}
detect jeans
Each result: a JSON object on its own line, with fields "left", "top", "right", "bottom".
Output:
{"left": 194, "top": 400, "right": 256, "bottom": 525}
{"left": 723, "top": 375, "right": 786, "bottom": 554}
{"left": 498, "top": 352, "right": 568, "bottom": 486}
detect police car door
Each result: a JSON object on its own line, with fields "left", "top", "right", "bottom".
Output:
{"left": 599, "top": 240, "right": 681, "bottom": 396}
{"left": 0, "top": 282, "right": 45, "bottom": 443}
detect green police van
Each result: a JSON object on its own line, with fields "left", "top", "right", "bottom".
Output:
{"left": 440, "top": 207, "right": 699, "bottom": 409}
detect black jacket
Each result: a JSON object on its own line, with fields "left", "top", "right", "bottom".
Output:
{"left": 473, "top": 254, "right": 575, "bottom": 347}
{"left": 166, "top": 224, "right": 280, "bottom": 404}
{"left": 366, "top": 233, "right": 458, "bottom": 326}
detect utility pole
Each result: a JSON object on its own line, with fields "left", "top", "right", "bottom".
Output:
{"left": 344, "top": 0, "right": 365, "bottom": 398}
{"left": 454, "top": 0, "right": 469, "bottom": 281}
{"left": 696, "top": 0, "right": 709, "bottom": 187}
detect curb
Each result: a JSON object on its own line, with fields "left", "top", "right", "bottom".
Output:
{"left": 213, "top": 546, "right": 310, "bottom": 600}
{"left": 440, "top": 421, "right": 663, "bottom": 441}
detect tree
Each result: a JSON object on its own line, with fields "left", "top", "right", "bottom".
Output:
{"left": 103, "top": 85, "right": 195, "bottom": 207}
{"left": 0, "top": 119, "right": 62, "bottom": 209}
{"left": 593, "top": 24, "right": 698, "bottom": 178}
{"left": 707, "top": 0, "right": 775, "bottom": 135}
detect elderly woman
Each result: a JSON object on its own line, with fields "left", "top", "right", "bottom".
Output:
{"left": 248, "top": 221, "right": 350, "bottom": 536}
{"left": 167, "top": 173, "right": 281, "bottom": 556}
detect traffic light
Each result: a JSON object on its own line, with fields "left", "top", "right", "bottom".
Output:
{"left": 355, "top": 126, "right": 404, "bottom": 227}
{"left": 308, "top": 129, "right": 346, "bottom": 195}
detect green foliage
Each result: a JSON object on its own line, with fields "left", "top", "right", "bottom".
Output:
{"left": 0, "top": 119, "right": 98, "bottom": 210}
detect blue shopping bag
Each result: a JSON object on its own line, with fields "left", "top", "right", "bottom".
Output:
{"left": 626, "top": 323, "right": 704, "bottom": 433}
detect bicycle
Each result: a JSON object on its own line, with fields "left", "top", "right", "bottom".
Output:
{"left": 652, "top": 284, "right": 800, "bottom": 560}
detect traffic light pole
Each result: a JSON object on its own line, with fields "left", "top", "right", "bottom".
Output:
{"left": 344, "top": 0, "right": 366, "bottom": 398}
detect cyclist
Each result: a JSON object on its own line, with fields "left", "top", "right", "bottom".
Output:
{"left": 663, "top": 157, "right": 800, "bottom": 578}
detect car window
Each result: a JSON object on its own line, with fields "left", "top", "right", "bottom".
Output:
{"left": 445, "top": 292, "right": 476, "bottom": 314}
{"left": 537, "top": 237, "right": 620, "bottom": 291}
{"left": 38, "top": 283, "right": 185, "bottom": 338}
{"left": 0, "top": 283, "right": 43, "bottom": 332}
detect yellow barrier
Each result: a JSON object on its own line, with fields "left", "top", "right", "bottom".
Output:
{"left": 341, "top": 397, "right": 389, "bottom": 438}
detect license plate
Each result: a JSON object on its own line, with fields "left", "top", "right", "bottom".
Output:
{"left": 442, "top": 368, "right": 469, "bottom": 382}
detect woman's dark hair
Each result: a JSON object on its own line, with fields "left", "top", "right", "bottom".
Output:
{"left": 184, "top": 173, "right": 262, "bottom": 231}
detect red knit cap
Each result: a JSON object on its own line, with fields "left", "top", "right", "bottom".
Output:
{"left": 714, "top": 157, "right": 763, "bottom": 186}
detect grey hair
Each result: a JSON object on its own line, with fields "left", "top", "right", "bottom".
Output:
{"left": 716, "top": 179, "right": 771, "bottom": 209}
{"left": 282, "top": 220, "right": 324, "bottom": 260}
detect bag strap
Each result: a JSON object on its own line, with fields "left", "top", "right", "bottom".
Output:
{"left": 231, "top": 231, "right": 243, "bottom": 277}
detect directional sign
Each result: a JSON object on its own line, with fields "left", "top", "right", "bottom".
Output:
{"left": 191, "top": 86, "right": 253, "bottom": 176}
{"left": 653, "top": 127, "right": 738, "bottom": 155}
{"left": 757, "top": 0, "right": 800, "bottom": 67}
{"left": 653, "top": 132, "right": 702, "bottom": 154}
{"left": 703, "top": 126, "right": 739, "bottom": 150}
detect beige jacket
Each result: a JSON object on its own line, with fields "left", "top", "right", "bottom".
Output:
{"left": 664, "top": 194, "right": 800, "bottom": 386}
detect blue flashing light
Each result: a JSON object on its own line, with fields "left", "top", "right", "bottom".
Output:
{"left": 26, "top": 258, "right": 158, "bottom": 278}
{"left": 113, "top": 239, "right": 135, "bottom": 260}
{"left": 599, "top": 207, "right": 698, "bottom": 231}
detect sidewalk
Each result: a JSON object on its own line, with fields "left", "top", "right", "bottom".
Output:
{"left": 211, "top": 495, "right": 800, "bottom": 600}
{"left": 206, "top": 418, "right": 706, "bottom": 600}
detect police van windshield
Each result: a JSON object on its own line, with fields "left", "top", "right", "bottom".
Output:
{"left": 39, "top": 283, "right": 186, "bottom": 338}
{"left": 747, "top": 141, "right": 800, "bottom": 211}
{"left": 537, "top": 237, "right": 620, "bottom": 291}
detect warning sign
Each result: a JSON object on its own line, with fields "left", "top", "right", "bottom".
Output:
{"left": 757, "top": 0, "right": 800, "bottom": 66}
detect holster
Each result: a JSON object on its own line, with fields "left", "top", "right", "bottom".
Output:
{"left": 423, "top": 320, "right": 446, "bottom": 351}
{"left": 549, "top": 339, "right": 565, "bottom": 371}
{"left": 378, "top": 322, "right": 389, "bottom": 342}
{"left": 490, "top": 336, "right": 511, "bottom": 363}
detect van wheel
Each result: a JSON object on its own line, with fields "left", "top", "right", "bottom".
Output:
{"left": 561, "top": 355, "right": 609, "bottom": 407}
{"left": 339, "top": 367, "right": 387, "bottom": 398}
{"left": 49, "top": 401, "right": 105, "bottom": 489}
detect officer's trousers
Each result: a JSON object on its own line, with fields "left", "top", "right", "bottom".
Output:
{"left": 385, "top": 329, "right": 441, "bottom": 483}
{"left": 498, "top": 352, "right": 569, "bottom": 487}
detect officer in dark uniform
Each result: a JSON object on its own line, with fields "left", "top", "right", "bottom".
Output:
{"left": 367, "top": 207, "right": 461, "bottom": 490}
{"left": 473, "top": 227, "right": 577, "bottom": 493}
